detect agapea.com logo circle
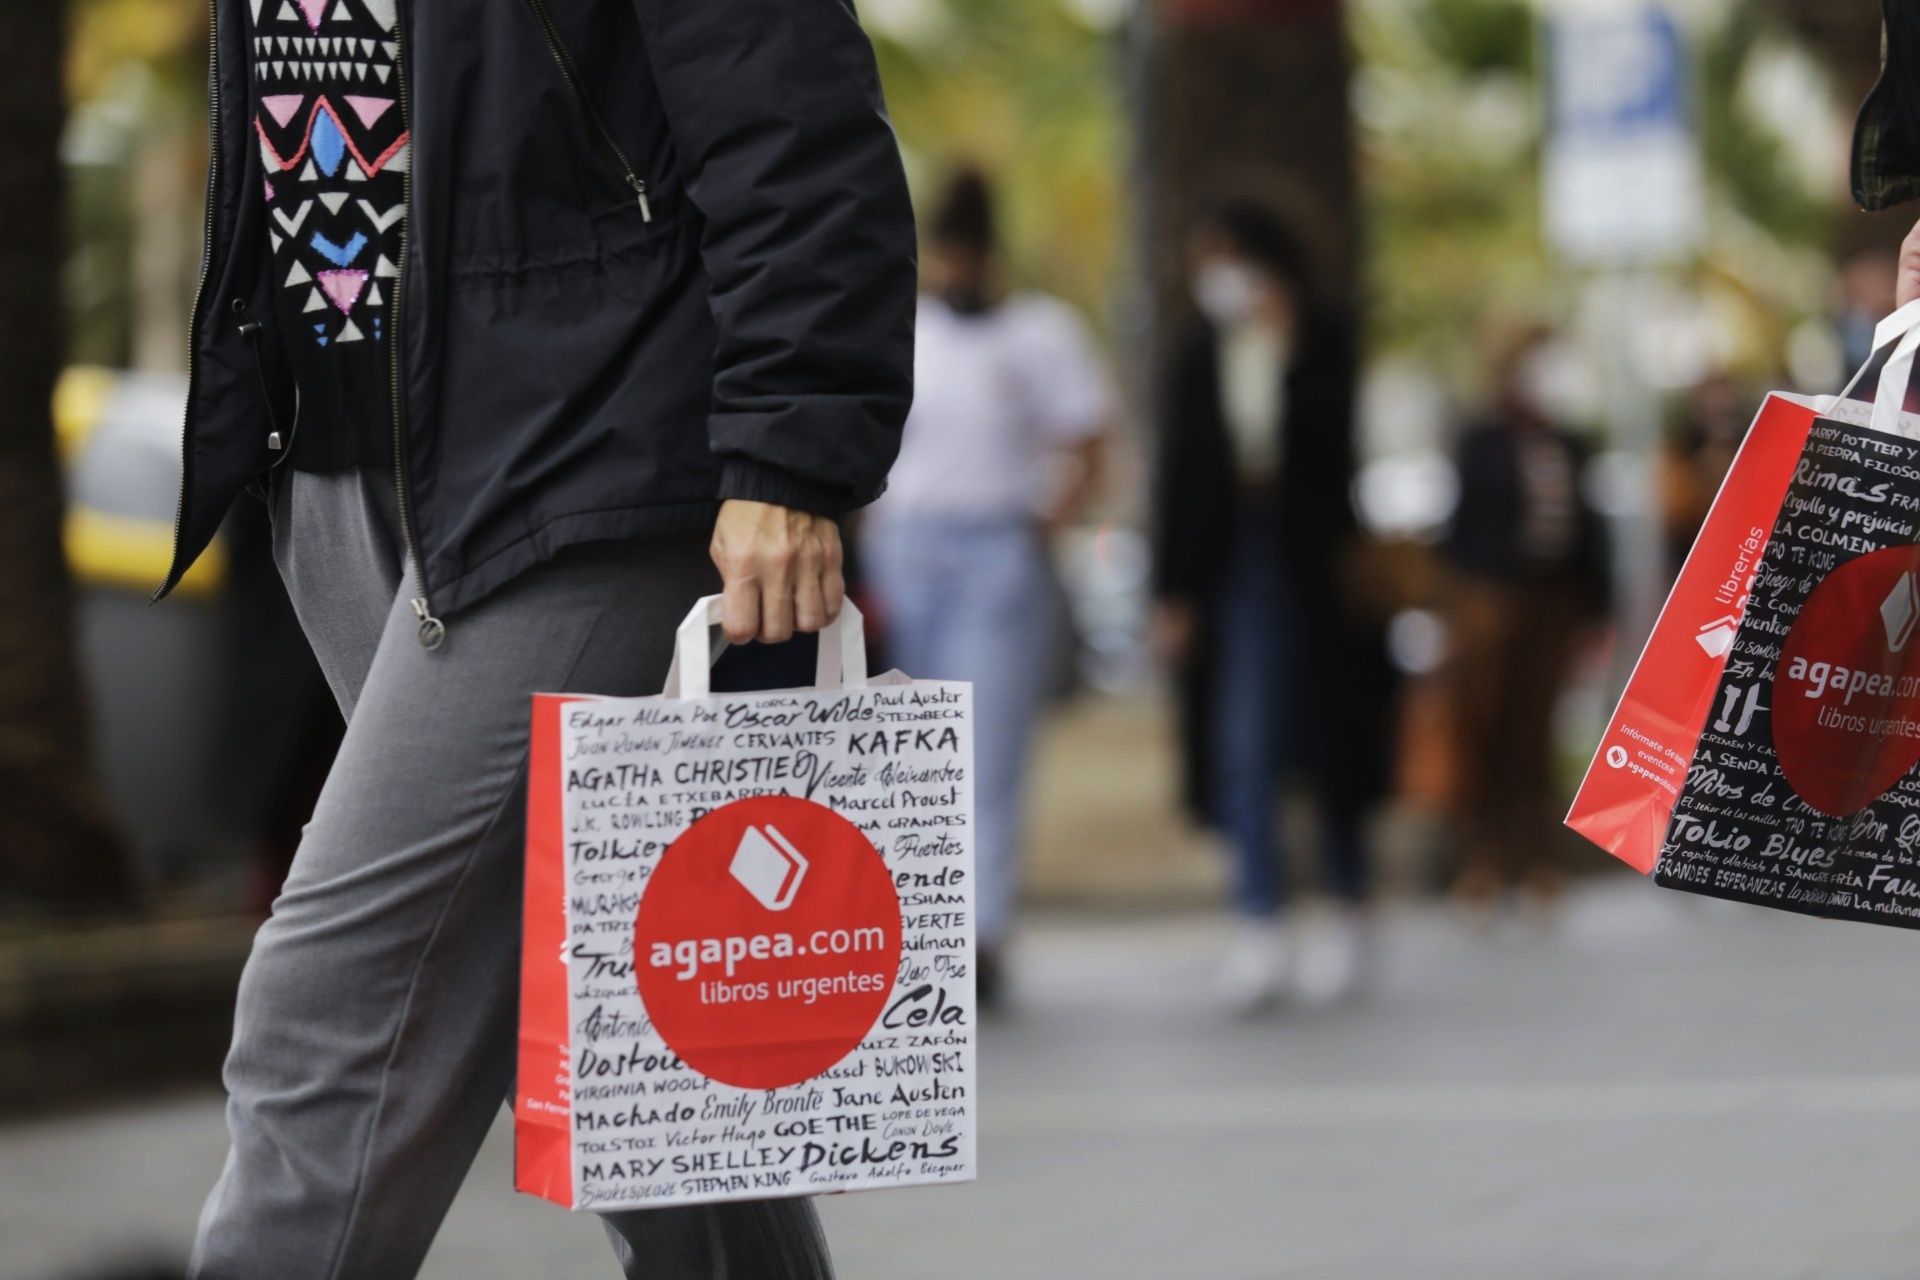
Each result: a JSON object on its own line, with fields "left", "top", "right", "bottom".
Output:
{"left": 634, "top": 794, "right": 902, "bottom": 1090}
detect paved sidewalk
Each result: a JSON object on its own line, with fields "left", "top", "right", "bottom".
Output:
{"left": 10, "top": 882, "right": 1920, "bottom": 1279}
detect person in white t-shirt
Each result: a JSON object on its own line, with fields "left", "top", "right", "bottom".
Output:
{"left": 863, "top": 168, "right": 1112, "bottom": 1007}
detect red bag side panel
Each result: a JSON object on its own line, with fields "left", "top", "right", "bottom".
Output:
{"left": 1567, "top": 395, "right": 1817, "bottom": 872}
{"left": 515, "top": 693, "right": 577, "bottom": 1207}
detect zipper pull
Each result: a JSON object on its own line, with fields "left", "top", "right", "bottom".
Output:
{"left": 411, "top": 596, "right": 447, "bottom": 650}
{"left": 628, "top": 175, "right": 653, "bottom": 223}
{"left": 235, "top": 299, "right": 288, "bottom": 456}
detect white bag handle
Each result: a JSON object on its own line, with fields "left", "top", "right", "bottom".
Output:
{"left": 660, "top": 594, "right": 869, "bottom": 699}
{"left": 1874, "top": 322, "right": 1920, "bottom": 437}
{"left": 1872, "top": 298, "right": 1920, "bottom": 359}
{"left": 1836, "top": 299, "right": 1920, "bottom": 436}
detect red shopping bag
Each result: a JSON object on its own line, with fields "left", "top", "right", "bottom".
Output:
{"left": 1569, "top": 301, "right": 1920, "bottom": 925}
{"left": 1566, "top": 390, "right": 1816, "bottom": 872}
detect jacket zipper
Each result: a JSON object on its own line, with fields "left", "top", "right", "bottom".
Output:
{"left": 156, "top": 0, "right": 223, "bottom": 602}
{"left": 388, "top": 0, "right": 445, "bottom": 650}
{"left": 521, "top": 0, "right": 652, "bottom": 222}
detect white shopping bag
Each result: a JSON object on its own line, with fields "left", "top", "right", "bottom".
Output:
{"left": 515, "top": 596, "right": 977, "bottom": 1211}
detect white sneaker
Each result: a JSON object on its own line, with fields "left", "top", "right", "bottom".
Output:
{"left": 1216, "top": 919, "right": 1290, "bottom": 1015}
{"left": 1293, "top": 908, "right": 1370, "bottom": 1007}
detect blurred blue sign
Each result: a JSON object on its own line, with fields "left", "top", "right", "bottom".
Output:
{"left": 1550, "top": 9, "right": 1686, "bottom": 136}
{"left": 1542, "top": 5, "right": 1702, "bottom": 266}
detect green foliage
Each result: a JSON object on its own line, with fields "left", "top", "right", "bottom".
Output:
{"left": 870, "top": 0, "right": 1123, "bottom": 320}
{"left": 1694, "top": 15, "right": 1831, "bottom": 247}
{"left": 1355, "top": 0, "right": 1549, "bottom": 384}
{"left": 1416, "top": 0, "right": 1532, "bottom": 77}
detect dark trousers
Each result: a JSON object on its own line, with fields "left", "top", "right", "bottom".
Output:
{"left": 1207, "top": 509, "right": 1367, "bottom": 917}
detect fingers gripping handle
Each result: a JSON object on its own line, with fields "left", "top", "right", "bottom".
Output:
{"left": 660, "top": 595, "right": 869, "bottom": 699}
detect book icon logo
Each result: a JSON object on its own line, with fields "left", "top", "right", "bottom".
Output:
{"left": 1882, "top": 572, "right": 1920, "bottom": 653}
{"left": 729, "top": 824, "right": 809, "bottom": 912}
{"left": 1695, "top": 616, "right": 1739, "bottom": 658}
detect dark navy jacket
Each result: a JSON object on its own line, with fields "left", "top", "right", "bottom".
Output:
{"left": 164, "top": 0, "right": 916, "bottom": 626}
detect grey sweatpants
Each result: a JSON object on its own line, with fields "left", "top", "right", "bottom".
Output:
{"left": 189, "top": 466, "right": 835, "bottom": 1280}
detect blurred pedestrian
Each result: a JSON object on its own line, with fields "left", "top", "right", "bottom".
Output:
{"left": 1442, "top": 329, "right": 1609, "bottom": 911}
{"left": 1150, "top": 200, "right": 1395, "bottom": 1013}
{"left": 167, "top": 0, "right": 914, "bottom": 1276}
{"left": 863, "top": 166, "right": 1112, "bottom": 1010}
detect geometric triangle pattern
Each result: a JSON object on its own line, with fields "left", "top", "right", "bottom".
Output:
{"left": 318, "top": 268, "right": 370, "bottom": 315}
{"left": 248, "top": 0, "right": 404, "bottom": 350}
{"left": 254, "top": 98, "right": 410, "bottom": 180}
{"left": 262, "top": 93, "right": 304, "bottom": 128}
{"left": 344, "top": 94, "right": 394, "bottom": 128}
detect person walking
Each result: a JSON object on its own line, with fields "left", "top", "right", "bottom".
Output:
{"left": 1150, "top": 201, "right": 1394, "bottom": 1013}
{"left": 861, "top": 167, "right": 1112, "bottom": 1009}
{"left": 1441, "top": 329, "right": 1609, "bottom": 911}
{"left": 166, "top": 1, "right": 915, "bottom": 1276}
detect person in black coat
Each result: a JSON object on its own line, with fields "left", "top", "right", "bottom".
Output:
{"left": 1150, "top": 201, "right": 1396, "bottom": 1011}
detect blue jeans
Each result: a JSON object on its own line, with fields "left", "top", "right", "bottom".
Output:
{"left": 1209, "top": 512, "right": 1366, "bottom": 917}
{"left": 865, "top": 518, "right": 1054, "bottom": 949}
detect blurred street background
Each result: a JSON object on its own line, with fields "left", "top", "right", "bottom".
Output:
{"left": 21, "top": 883, "right": 1920, "bottom": 1278}
{"left": 7, "top": 0, "right": 1920, "bottom": 1275}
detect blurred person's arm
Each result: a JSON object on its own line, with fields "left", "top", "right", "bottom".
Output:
{"left": 1568, "top": 433, "right": 1614, "bottom": 622}
{"left": 1288, "top": 315, "right": 1361, "bottom": 551}
{"left": 1149, "top": 597, "right": 1199, "bottom": 669}
{"left": 1040, "top": 435, "right": 1107, "bottom": 534}
{"left": 1443, "top": 424, "right": 1505, "bottom": 576}
{"left": 626, "top": 0, "right": 916, "bottom": 642}
{"left": 1150, "top": 326, "right": 1214, "bottom": 666}
{"left": 1014, "top": 296, "right": 1115, "bottom": 535}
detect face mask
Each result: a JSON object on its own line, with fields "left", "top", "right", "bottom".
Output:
{"left": 1192, "top": 260, "right": 1259, "bottom": 326}
{"left": 1512, "top": 349, "right": 1561, "bottom": 420}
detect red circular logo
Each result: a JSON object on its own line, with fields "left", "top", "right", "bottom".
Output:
{"left": 634, "top": 795, "right": 902, "bottom": 1090}
{"left": 1774, "top": 543, "right": 1920, "bottom": 816}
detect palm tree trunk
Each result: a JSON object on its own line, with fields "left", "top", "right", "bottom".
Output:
{"left": 0, "top": 0, "right": 133, "bottom": 908}
{"left": 1135, "top": 0, "right": 1359, "bottom": 340}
